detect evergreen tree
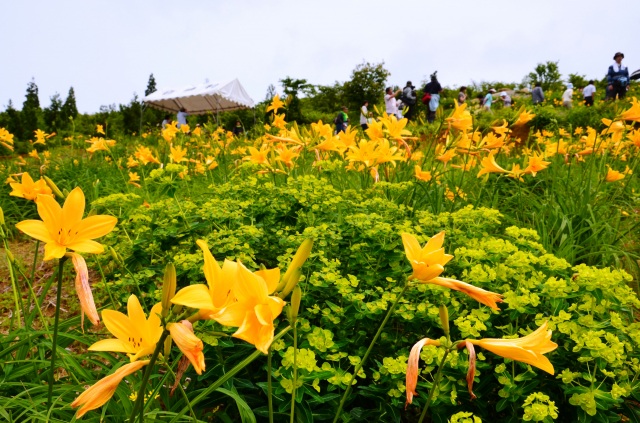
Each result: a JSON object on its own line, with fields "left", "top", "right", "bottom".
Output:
{"left": 145, "top": 74, "right": 157, "bottom": 96}
{"left": 1, "top": 100, "right": 23, "bottom": 143}
{"left": 22, "top": 78, "right": 41, "bottom": 140}
{"left": 120, "top": 93, "right": 142, "bottom": 134}
{"left": 279, "top": 77, "right": 313, "bottom": 122}
{"left": 44, "top": 93, "right": 64, "bottom": 132}
{"left": 62, "top": 87, "right": 78, "bottom": 121}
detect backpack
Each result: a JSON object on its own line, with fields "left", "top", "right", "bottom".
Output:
{"left": 402, "top": 88, "right": 416, "bottom": 106}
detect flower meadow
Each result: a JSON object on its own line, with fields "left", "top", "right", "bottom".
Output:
{"left": 0, "top": 91, "right": 639, "bottom": 422}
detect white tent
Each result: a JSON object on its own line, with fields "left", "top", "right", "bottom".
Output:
{"left": 142, "top": 79, "right": 255, "bottom": 114}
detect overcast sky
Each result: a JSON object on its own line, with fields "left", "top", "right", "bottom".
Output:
{"left": 2, "top": 0, "right": 639, "bottom": 113}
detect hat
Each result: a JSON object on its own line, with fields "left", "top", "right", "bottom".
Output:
{"left": 565, "top": 83, "right": 573, "bottom": 89}
{"left": 613, "top": 52, "right": 624, "bottom": 59}
{"left": 489, "top": 88, "right": 497, "bottom": 93}
{"left": 406, "top": 81, "right": 412, "bottom": 86}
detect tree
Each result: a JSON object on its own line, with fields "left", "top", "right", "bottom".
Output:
{"left": 343, "top": 61, "right": 391, "bottom": 112}
{"left": 525, "top": 61, "right": 562, "bottom": 92}
{"left": 264, "top": 84, "right": 277, "bottom": 102}
{"left": 22, "top": 78, "right": 41, "bottom": 140}
{"left": 43, "top": 93, "right": 64, "bottom": 132}
{"left": 145, "top": 74, "right": 157, "bottom": 97}
{"left": 568, "top": 73, "right": 589, "bottom": 90}
{"left": 0, "top": 100, "right": 23, "bottom": 144}
{"left": 279, "top": 77, "right": 313, "bottom": 122}
{"left": 61, "top": 87, "right": 78, "bottom": 122}
{"left": 119, "top": 94, "right": 143, "bottom": 135}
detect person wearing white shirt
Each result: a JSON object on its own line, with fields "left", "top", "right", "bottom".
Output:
{"left": 384, "top": 87, "right": 401, "bottom": 116}
{"left": 562, "top": 83, "right": 574, "bottom": 109}
{"left": 582, "top": 81, "right": 596, "bottom": 106}
{"left": 360, "top": 101, "right": 369, "bottom": 130}
{"left": 177, "top": 108, "right": 189, "bottom": 128}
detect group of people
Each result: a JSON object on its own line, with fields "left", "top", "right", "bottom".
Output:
{"left": 334, "top": 52, "right": 633, "bottom": 134}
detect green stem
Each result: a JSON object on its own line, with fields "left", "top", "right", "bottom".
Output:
{"left": 171, "top": 326, "right": 292, "bottom": 422}
{"left": 290, "top": 321, "right": 298, "bottom": 423}
{"left": 417, "top": 349, "right": 450, "bottom": 423}
{"left": 268, "top": 349, "right": 274, "bottom": 423}
{"left": 129, "top": 329, "right": 170, "bottom": 423}
{"left": 332, "top": 281, "right": 410, "bottom": 423}
{"left": 7, "top": 256, "right": 21, "bottom": 330}
{"left": 47, "top": 257, "right": 67, "bottom": 409}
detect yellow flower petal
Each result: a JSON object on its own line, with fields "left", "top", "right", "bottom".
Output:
{"left": 15, "top": 220, "right": 54, "bottom": 243}
{"left": 172, "top": 284, "right": 216, "bottom": 310}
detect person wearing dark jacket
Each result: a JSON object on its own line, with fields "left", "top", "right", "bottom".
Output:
{"left": 607, "top": 52, "right": 630, "bottom": 100}
{"left": 401, "top": 81, "right": 417, "bottom": 120}
{"left": 423, "top": 72, "right": 443, "bottom": 123}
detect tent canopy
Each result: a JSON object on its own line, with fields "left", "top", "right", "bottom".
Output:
{"left": 631, "top": 69, "right": 640, "bottom": 81}
{"left": 142, "top": 79, "right": 255, "bottom": 115}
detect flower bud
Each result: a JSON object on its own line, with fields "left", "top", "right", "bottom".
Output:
{"left": 43, "top": 176, "right": 64, "bottom": 199}
{"left": 109, "top": 247, "right": 121, "bottom": 263}
{"left": 161, "top": 263, "right": 177, "bottom": 317}
{"left": 0, "top": 206, "right": 5, "bottom": 226}
{"left": 164, "top": 335, "right": 173, "bottom": 357}
{"left": 277, "top": 239, "right": 313, "bottom": 292}
{"left": 289, "top": 286, "right": 302, "bottom": 323}
{"left": 5, "top": 248, "right": 15, "bottom": 263}
{"left": 439, "top": 304, "right": 450, "bottom": 336}
{"left": 281, "top": 268, "right": 301, "bottom": 299}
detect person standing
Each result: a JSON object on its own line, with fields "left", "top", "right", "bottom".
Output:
{"left": 457, "top": 86, "right": 467, "bottom": 105}
{"left": 177, "top": 108, "right": 189, "bottom": 128}
{"left": 402, "top": 81, "right": 417, "bottom": 120}
{"left": 423, "top": 72, "right": 443, "bottom": 123}
{"left": 607, "top": 52, "right": 630, "bottom": 100}
{"left": 335, "top": 106, "right": 349, "bottom": 134}
{"left": 562, "top": 83, "right": 574, "bottom": 109}
{"left": 582, "top": 80, "right": 596, "bottom": 106}
{"left": 360, "top": 101, "right": 369, "bottom": 131}
{"left": 483, "top": 88, "right": 496, "bottom": 111}
{"left": 532, "top": 82, "right": 545, "bottom": 105}
{"left": 384, "top": 87, "right": 401, "bottom": 116}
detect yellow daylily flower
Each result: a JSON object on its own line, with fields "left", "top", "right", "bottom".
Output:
{"left": 214, "top": 262, "right": 285, "bottom": 354}
{"left": 523, "top": 153, "right": 551, "bottom": 177}
{"left": 477, "top": 152, "right": 509, "bottom": 177}
{"left": 171, "top": 240, "right": 237, "bottom": 319}
{"left": 468, "top": 321, "right": 557, "bottom": 374}
{"left": 514, "top": 109, "right": 535, "bottom": 126}
{"left": 619, "top": 97, "right": 640, "bottom": 122}
{"left": 266, "top": 94, "right": 285, "bottom": 114}
{"left": 71, "top": 360, "right": 149, "bottom": 418}
{"left": 445, "top": 102, "right": 473, "bottom": 132}
{"left": 605, "top": 166, "right": 626, "bottom": 182}
{"left": 9, "top": 172, "right": 53, "bottom": 201}
{"left": 128, "top": 172, "right": 141, "bottom": 188}
{"left": 168, "top": 320, "right": 205, "bottom": 375}
{"left": 88, "top": 295, "right": 163, "bottom": 362}
{"left": 96, "top": 124, "right": 105, "bottom": 135}
{"left": 414, "top": 165, "right": 432, "bottom": 182}
{"left": 244, "top": 145, "right": 271, "bottom": 165}
{"left": 15, "top": 187, "right": 117, "bottom": 260}
{"left": 169, "top": 145, "right": 188, "bottom": 163}
{"left": 402, "top": 232, "right": 502, "bottom": 310}
{"left": 401, "top": 232, "right": 453, "bottom": 282}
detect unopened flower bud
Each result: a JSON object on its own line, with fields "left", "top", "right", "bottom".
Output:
{"left": 0, "top": 206, "right": 5, "bottom": 226}
{"left": 162, "top": 263, "right": 177, "bottom": 317}
{"left": 5, "top": 249, "right": 15, "bottom": 263}
{"left": 109, "top": 247, "right": 121, "bottom": 263}
{"left": 289, "top": 286, "right": 302, "bottom": 323}
{"left": 277, "top": 239, "right": 313, "bottom": 292}
{"left": 281, "top": 269, "right": 301, "bottom": 299}
{"left": 43, "top": 176, "right": 64, "bottom": 199}
{"left": 439, "top": 304, "right": 450, "bottom": 336}
{"left": 164, "top": 335, "right": 173, "bottom": 357}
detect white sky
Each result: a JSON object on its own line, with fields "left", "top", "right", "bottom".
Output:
{"left": 2, "top": 0, "right": 639, "bottom": 113}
